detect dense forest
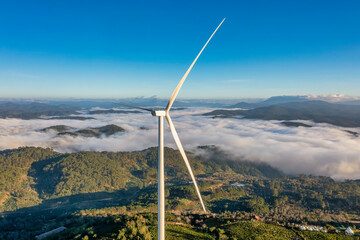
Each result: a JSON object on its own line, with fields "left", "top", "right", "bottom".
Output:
{"left": 0, "top": 146, "right": 359, "bottom": 239}
{"left": 0, "top": 146, "right": 282, "bottom": 211}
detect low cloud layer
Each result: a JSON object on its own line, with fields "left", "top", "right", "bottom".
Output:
{"left": 1, "top": 108, "right": 360, "bottom": 180}
{"left": 306, "top": 94, "right": 360, "bottom": 102}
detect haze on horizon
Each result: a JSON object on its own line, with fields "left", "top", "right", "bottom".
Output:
{"left": 1, "top": 0, "right": 360, "bottom": 99}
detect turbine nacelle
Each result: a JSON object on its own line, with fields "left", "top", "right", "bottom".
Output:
{"left": 152, "top": 110, "right": 166, "bottom": 117}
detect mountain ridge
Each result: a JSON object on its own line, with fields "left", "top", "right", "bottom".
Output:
{"left": 206, "top": 100, "right": 360, "bottom": 127}
{"left": 0, "top": 102, "right": 79, "bottom": 119}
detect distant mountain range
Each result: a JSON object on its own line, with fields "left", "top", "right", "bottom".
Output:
{"left": 228, "top": 96, "right": 360, "bottom": 109}
{"left": 0, "top": 102, "right": 78, "bottom": 119}
{"left": 205, "top": 100, "right": 360, "bottom": 127}
{"left": 2, "top": 97, "right": 360, "bottom": 127}
{"left": 0, "top": 102, "right": 142, "bottom": 120}
{"left": 228, "top": 96, "right": 310, "bottom": 109}
{"left": 339, "top": 99, "right": 360, "bottom": 105}
{"left": 0, "top": 98, "right": 235, "bottom": 109}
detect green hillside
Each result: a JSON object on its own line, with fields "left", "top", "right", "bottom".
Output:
{"left": 22, "top": 212, "right": 359, "bottom": 240}
{"left": 0, "top": 147, "right": 360, "bottom": 239}
{"left": 0, "top": 146, "right": 282, "bottom": 211}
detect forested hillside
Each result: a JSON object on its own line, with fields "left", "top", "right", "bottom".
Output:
{"left": 1, "top": 147, "right": 360, "bottom": 239}
{"left": 0, "top": 146, "right": 281, "bottom": 211}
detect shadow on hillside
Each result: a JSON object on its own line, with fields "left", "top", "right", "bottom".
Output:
{"left": 0, "top": 187, "right": 141, "bottom": 219}
{"left": 28, "top": 154, "right": 68, "bottom": 196}
{"left": 209, "top": 199, "right": 247, "bottom": 213}
{"left": 0, "top": 187, "right": 150, "bottom": 240}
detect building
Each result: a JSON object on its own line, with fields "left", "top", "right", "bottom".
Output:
{"left": 345, "top": 227, "right": 354, "bottom": 236}
{"left": 36, "top": 226, "right": 67, "bottom": 240}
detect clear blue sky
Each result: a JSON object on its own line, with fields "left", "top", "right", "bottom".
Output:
{"left": 0, "top": 0, "right": 359, "bottom": 99}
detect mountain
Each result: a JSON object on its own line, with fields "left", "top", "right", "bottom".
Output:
{"left": 281, "top": 121, "right": 312, "bottom": 128}
{"left": 227, "top": 101, "right": 257, "bottom": 109}
{"left": 196, "top": 145, "right": 283, "bottom": 178}
{"left": 39, "top": 125, "right": 74, "bottom": 132}
{"left": 338, "top": 100, "right": 360, "bottom": 105}
{"left": 39, "top": 98, "right": 232, "bottom": 108}
{"left": 0, "top": 146, "right": 282, "bottom": 212}
{"left": 228, "top": 96, "right": 309, "bottom": 109}
{"left": 206, "top": 100, "right": 360, "bottom": 127}
{"left": 259, "top": 96, "right": 309, "bottom": 105}
{"left": 57, "top": 124, "right": 126, "bottom": 137}
{"left": 48, "top": 116, "right": 94, "bottom": 120}
{"left": 88, "top": 109, "right": 142, "bottom": 114}
{"left": 0, "top": 102, "right": 79, "bottom": 119}
{"left": 40, "top": 124, "right": 126, "bottom": 137}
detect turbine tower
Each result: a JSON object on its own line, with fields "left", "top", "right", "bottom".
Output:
{"left": 118, "top": 18, "right": 225, "bottom": 240}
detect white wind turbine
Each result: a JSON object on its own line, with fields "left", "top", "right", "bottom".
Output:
{"left": 117, "top": 18, "right": 225, "bottom": 240}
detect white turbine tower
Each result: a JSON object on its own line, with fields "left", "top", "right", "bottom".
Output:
{"left": 118, "top": 18, "right": 225, "bottom": 240}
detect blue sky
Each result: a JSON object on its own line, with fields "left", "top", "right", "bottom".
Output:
{"left": 0, "top": 0, "right": 359, "bottom": 99}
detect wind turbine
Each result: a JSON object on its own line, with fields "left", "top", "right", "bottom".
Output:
{"left": 118, "top": 18, "right": 225, "bottom": 240}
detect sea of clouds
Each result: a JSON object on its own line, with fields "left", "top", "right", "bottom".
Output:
{"left": 0, "top": 107, "right": 359, "bottom": 180}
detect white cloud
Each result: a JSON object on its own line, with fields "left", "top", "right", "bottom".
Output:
{"left": 306, "top": 94, "right": 360, "bottom": 102}
{"left": 0, "top": 108, "right": 360, "bottom": 180}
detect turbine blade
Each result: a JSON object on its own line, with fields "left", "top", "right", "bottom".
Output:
{"left": 113, "top": 103, "right": 153, "bottom": 112}
{"left": 165, "top": 18, "right": 225, "bottom": 112}
{"left": 166, "top": 115, "right": 207, "bottom": 213}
